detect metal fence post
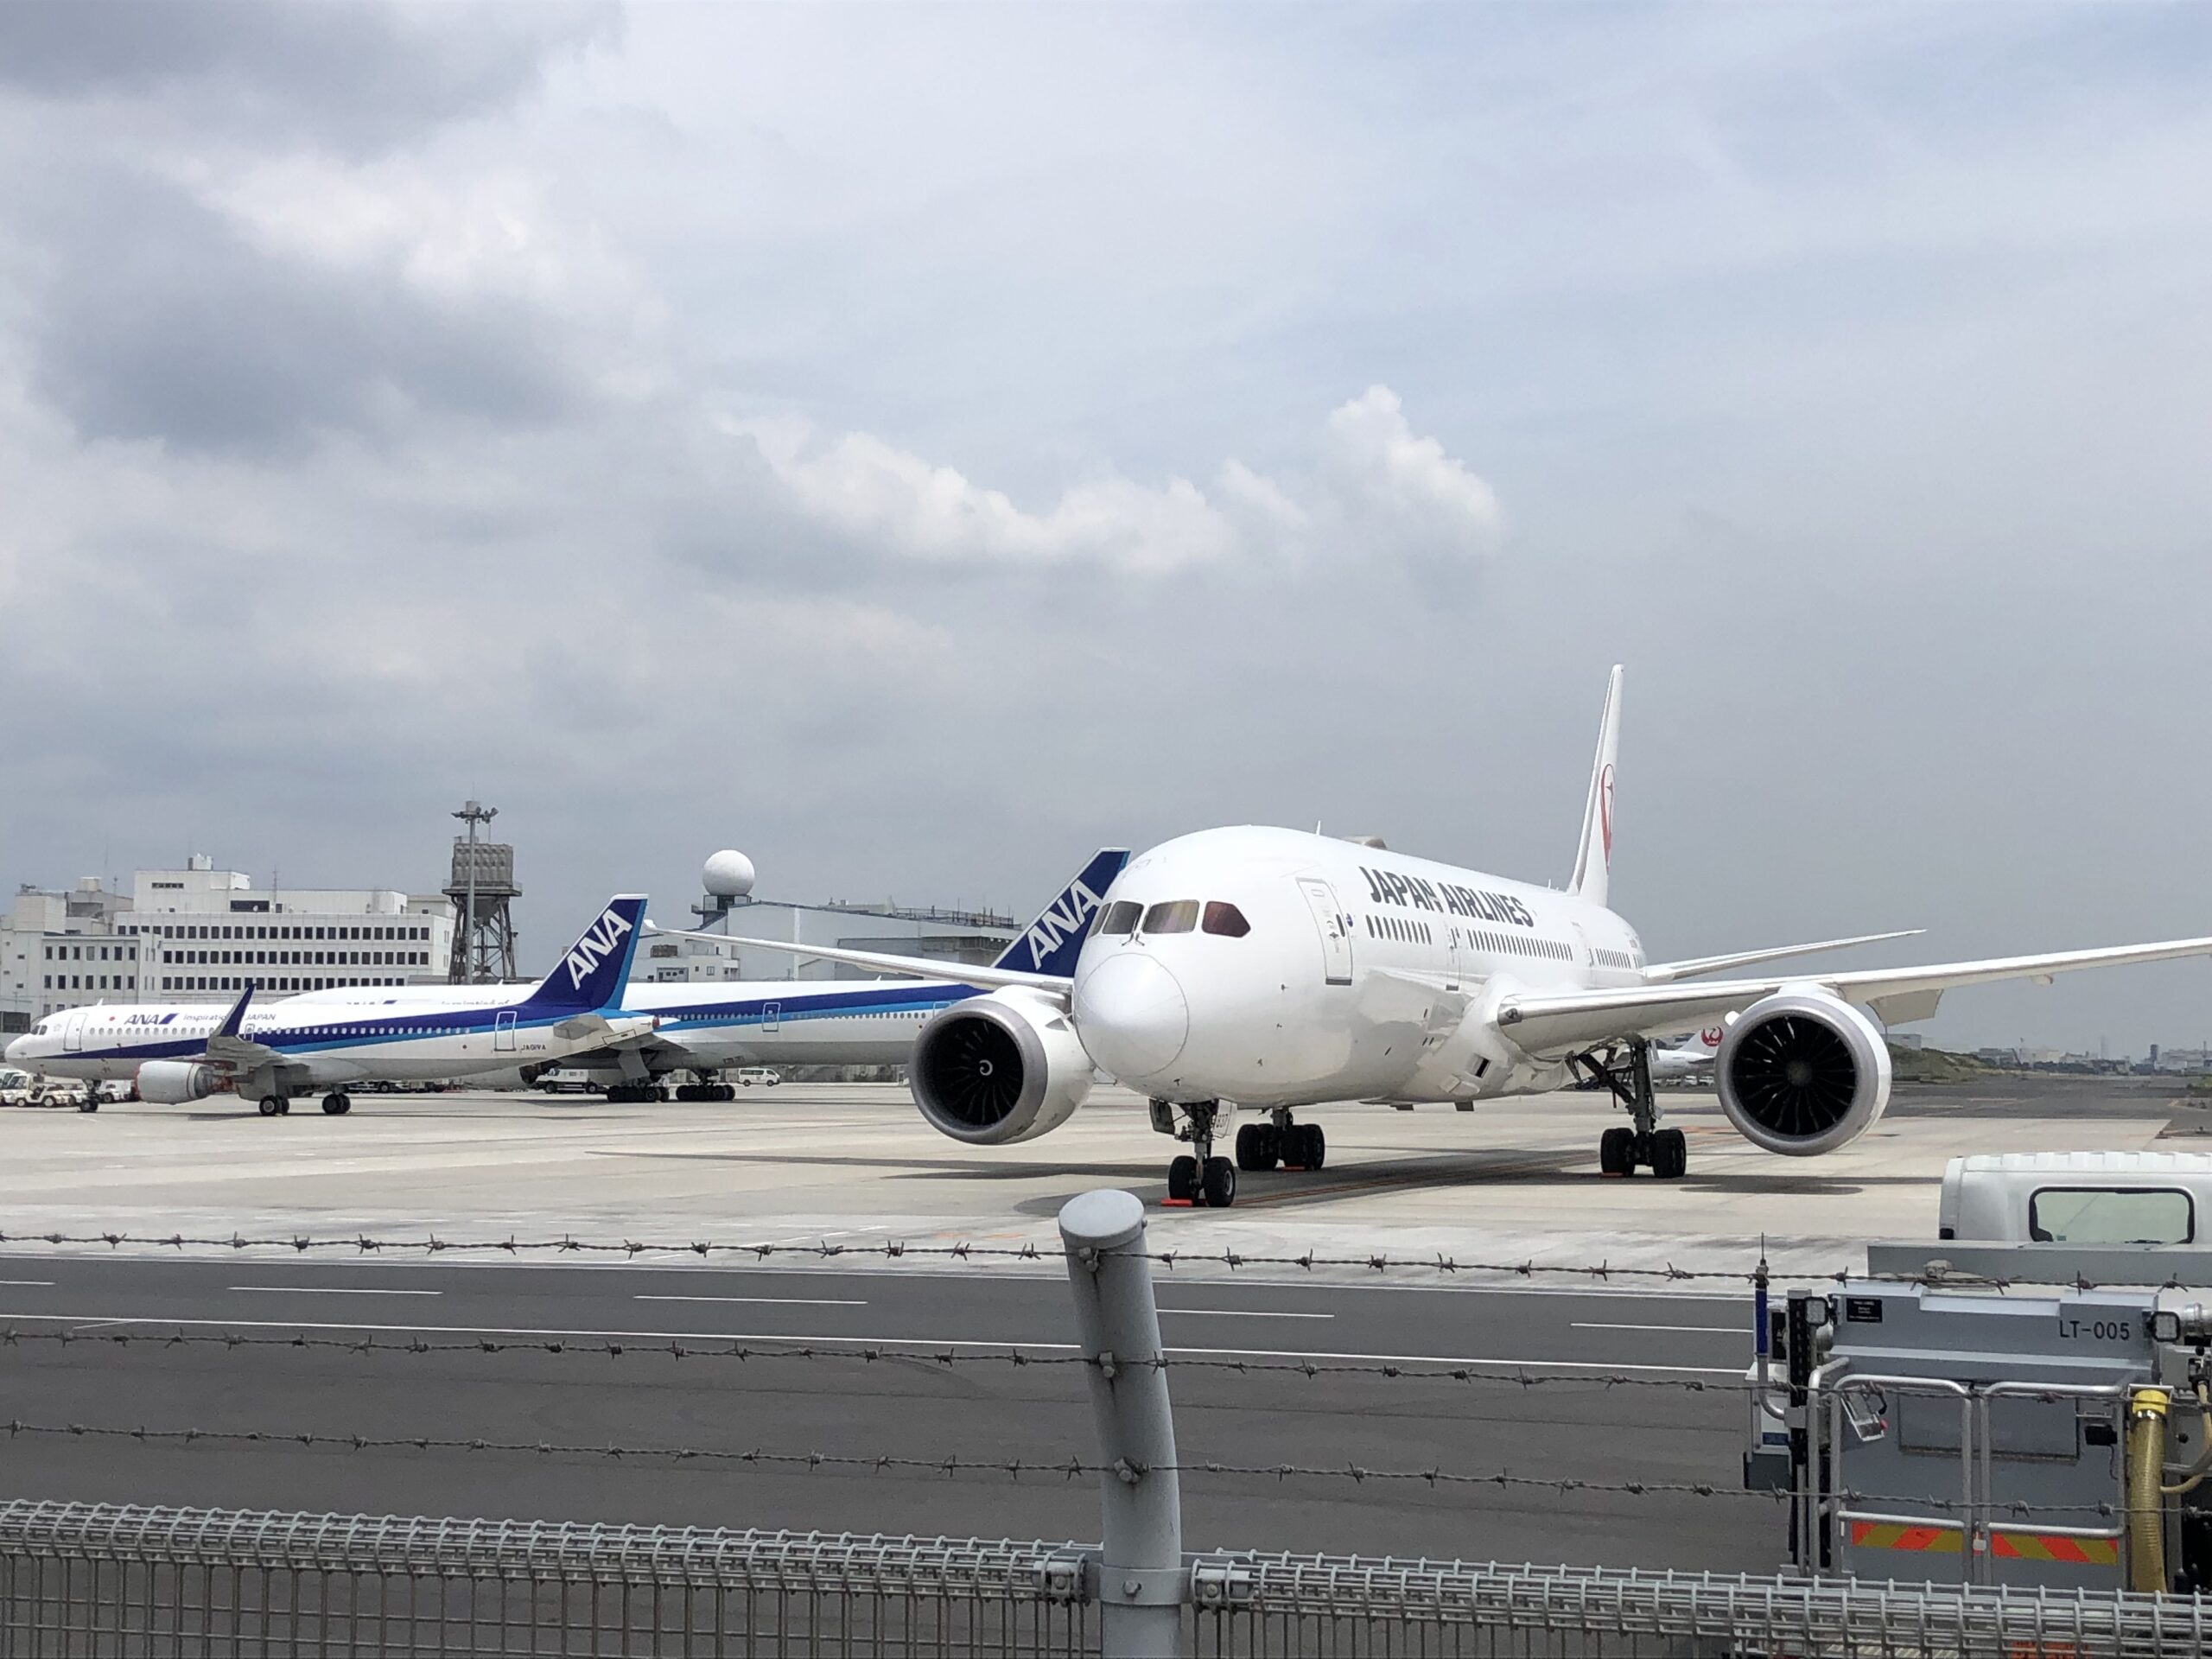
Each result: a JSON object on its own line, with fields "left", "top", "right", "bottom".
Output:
{"left": 1059, "top": 1188, "right": 1185, "bottom": 1658}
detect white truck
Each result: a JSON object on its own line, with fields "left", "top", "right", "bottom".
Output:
{"left": 1938, "top": 1149, "right": 2212, "bottom": 1245}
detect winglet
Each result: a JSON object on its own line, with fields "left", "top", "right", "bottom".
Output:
{"left": 214, "top": 982, "right": 254, "bottom": 1039}
{"left": 522, "top": 895, "right": 648, "bottom": 1012}
{"left": 990, "top": 849, "right": 1131, "bottom": 976}
{"left": 1567, "top": 665, "right": 1624, "bottom": 909}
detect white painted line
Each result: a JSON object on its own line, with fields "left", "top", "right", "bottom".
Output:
{"left": 229, "top": 1286, "right": 443, "bottom": 1297}
{"left": 1572, "top": 1321, "right": 1744, "bottom": 1335}
{"left": 1157, "top": 1308, "right": 1334, "bottom": 1319}
{"left": 0, "top": 1312, "right": 1738, "bottom": 1373}
{"left": 0, "top": 1280, "right": 54, "bottom": 1287}
{"left": 634, "top": 1294, "right": 868, "bottom": 1307}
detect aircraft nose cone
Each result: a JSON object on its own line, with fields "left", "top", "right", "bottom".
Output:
{"left": 1074, "top": 953, "right": 1189, "bottom": 1081}
{"left": 3, "top": 1035, "right": 24, "bottom": 1065}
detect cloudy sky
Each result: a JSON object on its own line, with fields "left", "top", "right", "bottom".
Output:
{"left": 2, "top": 3, "right": 2209, "bottom": 1052}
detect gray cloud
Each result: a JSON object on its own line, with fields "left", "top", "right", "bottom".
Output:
{"left": 0, "top": 1, "right": 618, "bottom": 155}
{"left": 3, "top": 3, "right": 2211, "bottom": 1056}
{"left": 19, "top": 162, "right": 583, "bottom": 454}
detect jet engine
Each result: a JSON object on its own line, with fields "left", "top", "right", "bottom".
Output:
{"left": 1715, "top": 989, "right": 1891, "bottom": 1157}
{"left": 136, "top": 1061, "right": 220, "bottom": 1105}
{"left": 910, "top": 988, "right": 1092, "bottom": 1145}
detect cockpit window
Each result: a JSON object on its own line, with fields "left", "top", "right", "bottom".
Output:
{"left": 1141, "top": 900, "right": 1200, "bottom": 935}
{"left": 1095, "top": 900, "right": 1143, "bottom": 937}
{"left": 1201, "top": 901, "right": 1251, "bottom": 938}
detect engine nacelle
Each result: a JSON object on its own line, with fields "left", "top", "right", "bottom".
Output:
{"left": 136, "top": 1061, "right": 220, "bottom": 1105}
{"left": 1715, "top": 989, "right": 1891, "bottom": 1157}
{"left": 911, "top": 988, "right": 1093, "bottom": 1145}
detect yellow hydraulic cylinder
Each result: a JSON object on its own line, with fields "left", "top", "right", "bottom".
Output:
{"left": 2126, "top": 1388, "right": 2170, "bottom": 1593}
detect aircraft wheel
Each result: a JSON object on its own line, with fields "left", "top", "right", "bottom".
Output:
{"left": 1650, "top": 1128, "right": 1687, "bottom": 1179}
{"left": 323, "top": 1096, "right": 351, "bottom": 1116}
{"left": 1199, "top": 1156, "right": 1237, "bottom": 1208}
{"left": 258, "top": 1096, "right": 284, "bottom": 1118}
{"left": 718, "top": 1084, "right": 736, "bottom": 1102}
{"left": 1166, "top": 1155, "right": 1198, "bottom": 1203}
{"left": 1234, "top": 1123, "right": 1277, "bottom": 1172}
{"left": 79, "top": 1098, "right": 99, "bottom": 1114}
{"left": 1599, "top": 1127, "right": 1634, "bottom": 1176}
{"left": 1303, "top": 1125, "right": 1325, "bottom": 1170}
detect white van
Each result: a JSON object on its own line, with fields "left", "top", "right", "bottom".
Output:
{"left": 1938, "top": 1150, "right": 2212, "bottom": 1245}
{"left": 734, "top": 1068, "right": 781, "bottom": 1087}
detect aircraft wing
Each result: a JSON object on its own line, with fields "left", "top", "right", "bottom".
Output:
{"left": 648, "top": 925, "right": 1072, "bottom": 992}
{"left": 550, "top": 1012, "right": 658, "bottom": 1044}
{"left": 202, "top": 985, "right": 276, "bottom": 1067}
{"left": 1497, "top": 934, "right": 2212, "bottom": 1057}
{"left": 1639, "top": 929, "right": 1923, "bottom": 982}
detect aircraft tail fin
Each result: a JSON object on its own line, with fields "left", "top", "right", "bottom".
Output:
{"left": 991, "top": 849, "right": 1132, "bottom": 976}
{"left": 521, "top": 895, "right": 648, "bottom": 1013}
{"left": 214, "top": 982, "right": 254, "bottom": 1039}
{"left": 1567, "top": 666, "right": 1624, "bottom": 909}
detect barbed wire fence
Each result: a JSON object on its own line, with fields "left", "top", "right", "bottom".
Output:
{"left": 1, "top": 1225, "right": 2194, "bottom": 1292}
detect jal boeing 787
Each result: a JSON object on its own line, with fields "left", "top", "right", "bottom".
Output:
{"left": 719, "top": 669, "right": 2212, "bottom": 1206}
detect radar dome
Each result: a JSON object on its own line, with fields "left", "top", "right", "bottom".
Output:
{"left": 702, "top": 849, "right": 757, "bottom": 899}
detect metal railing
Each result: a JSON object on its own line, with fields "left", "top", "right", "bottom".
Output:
{"left": 2, "top": 1502, "right": 2206, "bottom": 1657}
{"left": 0, "top": 1502, "right": 1095, "bottom": 1656}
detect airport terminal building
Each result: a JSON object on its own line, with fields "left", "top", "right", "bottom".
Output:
{"left": 1, "top": 857, "right": 458, "bottom": 1027}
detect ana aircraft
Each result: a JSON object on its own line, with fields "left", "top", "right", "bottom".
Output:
{"left": 723, "top": 668, "right": 2212, "bottom": 1207}
{"left": 3, "top": 897, "right": 654, "bottom": 1116}
{"left": 321, "top": 851, "right": 1129, "bottom": 1101}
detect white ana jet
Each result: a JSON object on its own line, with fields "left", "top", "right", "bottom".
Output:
{"left": 722, "top": 668, "right": 2212, "bottom": 1207}
{"left": 3, "top": 896, "right": 654, "bottom": 1116}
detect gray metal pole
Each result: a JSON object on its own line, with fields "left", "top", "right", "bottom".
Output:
{"left": 1058, "top": 1188, "right": 1185, "bottom": 1658}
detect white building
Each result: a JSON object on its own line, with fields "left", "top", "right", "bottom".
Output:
{"left": 1, "top": 880, "right": 144, "bottom": 1030}
{"left": 124, "top": 857, "right": 455, "bottom": 1001}
{"left": 0, "top": 856, "right": 459, "bottom": 1027}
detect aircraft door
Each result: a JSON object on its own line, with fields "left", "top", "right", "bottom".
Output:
{"left": 62, "top": 1014, "right": 86, "bottom": 1053}
{"left": 1296, "top": 878, "right": 1354, "bottom": 987}
{"left": 763, "top": 1001, "right": 781, "bottom": 1034}
{"left": 494, "top": 1010, "right": 517, "bottom": 1052}
{"left": 1445, "top": 928, "right": 1461, "bottom": 992}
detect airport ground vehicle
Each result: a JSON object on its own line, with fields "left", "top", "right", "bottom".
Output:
{"left": 531, "top": 1069, "right": 597, "bottom": 1094}
{"left": 734, "top": 1067, "right": 780, "bottom": 1088}
{"left": 1750, "top": 1280, "right": 2212, "bottom": 1592}
{"left": 1938, "top": 1150, "right": 2212, "bottom": 1243}
{"left": 0, "top": 1067, "right": 33, "bottom": 1104}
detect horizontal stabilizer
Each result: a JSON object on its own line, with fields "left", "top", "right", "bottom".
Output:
{"left": 1641, "top": 930, "right": 1923, "bottom": 983}
{"left": 643, "top": 922, "right": 1071, "bottom": 992}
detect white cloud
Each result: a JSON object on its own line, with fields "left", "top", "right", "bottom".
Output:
{"left": 1322, "top": 385, "right": 1503, "bottom": 541}
{"left": 725, "top": 386, "right": 1500, "bottom": 575}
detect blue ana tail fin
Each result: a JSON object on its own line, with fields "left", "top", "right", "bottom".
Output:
{"left": 215, "top": 982, "right": 254, "bottom": 1038}
{"left": 991, "top": 849, "right": 1131, "bottom": 977}
{"left": 521, "top": 895, "right": 647, "bottom": 1012}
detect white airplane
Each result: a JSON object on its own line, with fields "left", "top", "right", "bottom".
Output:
{"left": 1649, "top": 1026, "right": 1725, "bottom": 1081}
{"left": 308, "top": 851, "right": 1129, "bottom": 1102}
{"left": 719, "top": 668, "right": 2212, "bottom": 1207}
{"left": 3, "top": 897, "right": 655, "bottom": 1116}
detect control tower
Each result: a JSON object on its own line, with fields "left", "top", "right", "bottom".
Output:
{"left": 443, "top": 800, "right": 519, "bottom": 983}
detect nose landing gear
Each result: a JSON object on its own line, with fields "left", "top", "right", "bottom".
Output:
{"left": 1573, "top": 1038, "right": 1686, "bottom": 1179}
{"left": 1154, "top": 1099, "right": 1238, "bottom": 1207}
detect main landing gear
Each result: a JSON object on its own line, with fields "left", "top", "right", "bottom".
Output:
{"left": 1235, "top": 1109, "right": 1325, "bottom": 1173}
{"left": 674, "top": 1082, "right": 736, "bottom": 1102}
{"left": 321, "top": 1092, "right": 352, "bottom": 1116}
{"left": 604, "top": 1083, "right": 668, "bottom": 1103}
{"left": 1571, "top": 1038, "right": 1685, "bottom": 1179}
{"left": 257, "top": 1096, "right": 289, "bottom": 1116}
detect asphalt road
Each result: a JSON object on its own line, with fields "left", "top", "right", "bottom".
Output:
{"left": 0, "top": 1255, "right": 1779, "bottom": 1572}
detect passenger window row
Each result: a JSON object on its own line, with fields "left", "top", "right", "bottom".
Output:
{"left": 1093, "top": 899, "right": 1251, "bottom": 938}
{"left": 1470, "top": 929, "right": 1571, "bottom": 962}
{"left": 1366, "top": 914, "right": 1431, "bottom": 944}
